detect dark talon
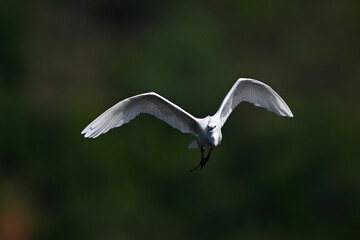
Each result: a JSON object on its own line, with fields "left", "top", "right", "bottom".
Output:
{"left": 190, "top": 147, "right": 212, "bottom": 172}
{"left": 190, "top": 164, "right": 201, "bottom": 172}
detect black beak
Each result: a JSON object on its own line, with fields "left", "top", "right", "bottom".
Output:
{"left": 208, "top": 126, "right": 214, "bottom": 133}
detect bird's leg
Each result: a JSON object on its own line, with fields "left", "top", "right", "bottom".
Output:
{"left": 201, "top": 146, "right": 204, "bottom": 160}
{"left": 190, "top": 147, "right": 204, "bottom": 172}
{"left": 200, "top": 148, "right": 212, "bottom": 170}
{"left": 190, "top": 147, "right": 213, "bottom": 172}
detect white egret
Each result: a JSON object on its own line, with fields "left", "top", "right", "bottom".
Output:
{"left": 82, "top": 78, "right": 293, "bottom": 171}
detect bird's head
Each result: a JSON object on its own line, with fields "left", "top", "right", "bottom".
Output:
{"left": 207, "top": 120, "right": 222, "bottom": 147}
{"left": 207, "top": 121, "right": 217, "bottom": 133}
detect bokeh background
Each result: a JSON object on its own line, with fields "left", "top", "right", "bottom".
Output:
{"left": 1, "top": 0, "right": 360, "bottom": 239}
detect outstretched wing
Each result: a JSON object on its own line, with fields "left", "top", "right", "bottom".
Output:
{"left": 82, "top": 92, "right": 199, "bottom": 138}
{"left": 215, "top": 78, "right": 293, "bottom": 126}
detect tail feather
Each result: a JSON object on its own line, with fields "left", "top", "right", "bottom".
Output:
{"left": 188, "top": 140, "right": 200, "bottom": 148}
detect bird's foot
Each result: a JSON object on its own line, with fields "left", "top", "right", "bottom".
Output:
{"left": 190, "top": 157, "right": 209, "bottom": 172}
{"left": 190, "top": 164, "right": 200, "bottom": 172}
{"left": 190, "top": 147, "right": 212, "bottom": 172}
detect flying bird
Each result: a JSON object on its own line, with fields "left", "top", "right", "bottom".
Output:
{"left": 82, "top": 78, "right": 293, "bottom": 171}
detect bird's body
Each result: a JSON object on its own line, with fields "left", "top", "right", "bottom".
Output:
{"left": 189, "top": 116, "right": 222, "bottom": 149}
{"left": 82, "top": 78, "right": 293, "bottom": 170}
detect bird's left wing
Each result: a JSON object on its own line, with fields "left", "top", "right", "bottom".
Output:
{"left": 81, "top": 92, "right": 199, "bottom": 138}
{"left": 215, "top": 78, "right": 293, "bottom": 126}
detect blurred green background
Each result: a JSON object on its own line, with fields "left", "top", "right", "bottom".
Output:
{"left": 1, "top": 0, "right": 360, "bottom": 239}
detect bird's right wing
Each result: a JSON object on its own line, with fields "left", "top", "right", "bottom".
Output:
{"left": 215, "top": 78, "right": 293, "bottom": 126}
{"left": 81, "top": 92, "right": 199, "bottom": 138}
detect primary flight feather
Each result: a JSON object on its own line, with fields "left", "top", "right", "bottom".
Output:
{"left": 82, "top": 78, "right": 293, "bottom": 170}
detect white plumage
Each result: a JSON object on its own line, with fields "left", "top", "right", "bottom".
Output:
{"left": 82, "top": 92, "right": 198, "bottom": 138}
{"left": 82, "top": 78, "right": 293, "bottom": 170}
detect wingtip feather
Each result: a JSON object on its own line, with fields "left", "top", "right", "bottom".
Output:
{"left": 282, "top": 108, "right": 293, "bottom": 118}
